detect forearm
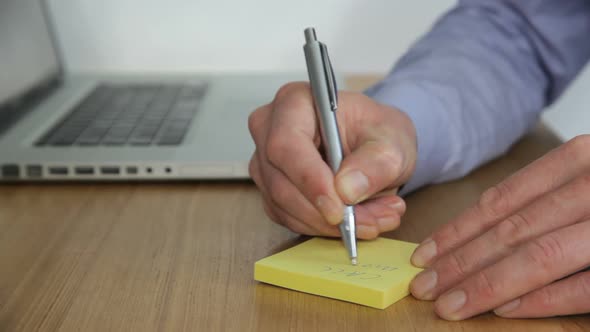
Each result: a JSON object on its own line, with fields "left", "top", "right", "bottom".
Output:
{"left": 366, "top": 0, "right": 590, "bottom": 193}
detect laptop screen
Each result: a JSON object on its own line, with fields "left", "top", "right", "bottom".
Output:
{"left": 0, "top": 0, "right": 60, "bottom": 109}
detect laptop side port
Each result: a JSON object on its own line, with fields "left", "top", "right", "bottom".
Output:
{"left": 75, "top": 166, "right": 95, "bottom": 175}
{"left": 48, "top": 166, "right": 69, "bottom": 175}
{"left": 1, "top": 164, "right": 20, "bottom": 178}
{"left": 126, "top": 166, "right": 138, "bottom": 175}
{"left": 26, "top": 165, "right": 42, "bottom": 178}
{"left": 100, "top": 166, "right": 120, "bottom": 175}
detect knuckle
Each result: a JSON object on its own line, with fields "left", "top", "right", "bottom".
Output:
{"left": 248, "top": 107, "right": 266, "bottom": 136}
{"left": 283, "top": 218, "right": 314, "bottom": 236}
{"left": 447, "top": 250, "right": 471, "bottom": 278}
{"left": 567, "top": 134, "right": 590, "bottom": 153}
{"left": 473, "top": 270, "right": 498, "bottom": 300}
{"left": 525, "top": 234, "right": 565, "bottom": 271}
{"left": 273, "top": 82, "right": 309, "bottom": 103}
{"left": 262, "top": 201, "right": 279, "bottom": 223}
{"left": 564, "top": 134, "right": 590, "bottom": 166}
{"left": 373, "top": 144, "right": 403, "bottom": 180}
{"left": 578, "top": 173, "right": 590, "bottom": 188}
{"left": 494, "top": 212, "right": 532, "bottom": 247}
{"left": 268, "top": 176, "right": 291, "bottom": 206}
{"left": 478, "top": 183, "right": 511, "bottom": 219}
{"left": 248, "top": 156, "right": 256, "bottom": 176}
{"left": 437, "top": 221, "right": 463, "bottom": 251}
{"left": 298, "top": 170, "right": 316, "bottom": 193}
{"left": 265, "top": 134, "right": 289, "bottom": 167}
{"left": 577, "top": 273, "right": 590, "bottom": 298}
{"left": 535, "top": 286, "right": 556, "bottom": 310}
{"left": 248, "top": 157, "right": 261, "bottom": 186}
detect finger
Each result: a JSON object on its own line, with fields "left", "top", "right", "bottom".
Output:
{"left": 248, "top": 107, "right": 279, "bottom": 224}
{"left": 494, "top": 269, "right": 590, "bottom": 318}
{"left": 266, "top": 198, "right": 324, "bottom": 236}
{"left": 254, "top": 158, "right": 323, "bottom": 235}
{"left": 411, "top": 174, "right": 590, "bottom": 300}
{"left": 259, "top": 145, "right": 343, "bottom": 236}
{"left": 248, "top": 104, "right": 272, "bottom": 147}
{"left": 359, "top": 194, "right": 405, "bottom": 234}
{"left": 256, "top": 152, "right": 403, "bottom": 238}
{"left": 249, "top": 154, "right": 281, "bottom": 223}
{"left": 330, "top": 194, "right": 405, "bottom": 239}
{"left": 412, "top": 136, "right": 590, "bottom": 268}
{"left": 334, "top": 95, "right": 416, "bottom": 204}
{"left": 260, "top": 155, "right": 406, "bottom": 238}
{"left": 433, "top": 220, "right": 590, "bottom": 321}
{"left": 249, "top": 151, "right": 263, "bottom": 189}
{"left": 261, "top": 186, "right": 392, "bottom": 239}
{"left": 249, "top": 108, "right": 324, "bottom": 234}
{"left": 250, "top": 102, "right": 326, "bottom": 231}
{"left": 335, "top": 140, "right": 412, "bottom": 205}
{"left": 261, "top": 199, "right": 281, "bottom": 224}
{"left": 266, "top": 82, "right": 345, "bottom": 225}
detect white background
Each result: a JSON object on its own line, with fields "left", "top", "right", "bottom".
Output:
{"left": 46, "top": 0, "right": 589, "bottom": 140}
{"left": 46, "top": 0, "right": 454, "bottom": 74}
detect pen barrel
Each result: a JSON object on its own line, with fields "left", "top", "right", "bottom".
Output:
{"left": 303, "top": 42, "right": 343, "bottom": 173}
{"left": 304, "top": 30, "right": 357, "bottom": 262}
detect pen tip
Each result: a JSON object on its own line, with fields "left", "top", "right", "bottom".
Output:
{"left": 351, "top": 257, "right": 357, "bottom": 266}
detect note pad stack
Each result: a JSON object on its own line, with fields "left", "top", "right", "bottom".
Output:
{"left": 254, "top": 237, "right": 422, "bottom": 309}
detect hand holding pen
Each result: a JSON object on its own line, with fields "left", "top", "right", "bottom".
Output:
{"left": 247, "top": 29, "right": 418, "bottom": 249}
{"left": 303, "top": 27, "right": 359, "bottom": 263}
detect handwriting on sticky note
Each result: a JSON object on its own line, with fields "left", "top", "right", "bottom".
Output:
{"left": 318, "top": 264, "right": 398, "bottom": 280}
{"left": 254, "top": 237, "right": 423, "bottom": 309}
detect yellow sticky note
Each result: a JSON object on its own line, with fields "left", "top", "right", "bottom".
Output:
{"left": 254, "top": 237, "right": 423, "bottom": 309}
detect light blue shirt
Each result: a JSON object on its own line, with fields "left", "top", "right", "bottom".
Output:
{"left": 365, "top": 0, "right": 590, "bottom": 194}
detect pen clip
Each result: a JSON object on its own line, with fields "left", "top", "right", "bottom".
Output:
{"left": 319, "top": 42, "right": 338, "bottom": 111}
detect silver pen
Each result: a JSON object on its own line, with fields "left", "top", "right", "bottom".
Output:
{"left": 303, "top": 27, "right": 358, "bottom": 265}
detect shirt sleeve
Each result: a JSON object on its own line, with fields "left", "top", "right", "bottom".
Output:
{"left": 364, "top": 0, "right": 590, "bottom": 194}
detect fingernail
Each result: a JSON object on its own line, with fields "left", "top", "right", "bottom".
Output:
{"left": 411, "top": 238, "right": 437, "bottom": 267}
{"left": 356, "top": 225, "right": 378, "bottom": 239}
{"left": 316, "top": 195, "right": 342, "bottom": 225}
{"left": 420, "top": 236, "right": 432, "bottom": 244}
{"left": 411, "top": 270, "right": 438, "bottom": 300}
{"left": 494, "top": 298, "right": 521, "bottom": 317}
{"left": 436, "top": 290, "right": 467, "bottom": 320}
{"left": 376, "top": 216, "right": 398, "bottom": 232}
{"left": 389, "top": 200, "right": 406, "bottom": 215}
{"left": 338, "top": 170, "right": 369, "bottom": 203}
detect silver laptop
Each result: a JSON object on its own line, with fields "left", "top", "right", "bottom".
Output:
{"left": 0, "top": 0, "right": 305, "bottom": 181}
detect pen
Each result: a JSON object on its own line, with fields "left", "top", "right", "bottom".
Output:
{"left": 303, "top": 27, "right": 358, "bottom": 265}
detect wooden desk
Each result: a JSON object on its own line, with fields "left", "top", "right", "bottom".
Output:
{"left": 1, "top": 77, "right": 588, "bottom": 332}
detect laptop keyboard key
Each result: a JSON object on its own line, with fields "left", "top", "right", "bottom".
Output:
{"left": 48, "top": 134, "right": 79, "bottom": 146}
{"left": 37, "top": 82, "right": 206, "bottom": 147}
{"left": 157, "top": 135, "right": 184, "bottom": 146}
{"left": 128, "top": 125, "right": 160, "bottom": 145}
{"left": 77, "top": 125, "right": 110, "bottom": 145}
{"left": 101, "top": 124, "right": 134, "bottom": 145}
{"left": 179, "top": 83, "right": 207, "bottom": 99}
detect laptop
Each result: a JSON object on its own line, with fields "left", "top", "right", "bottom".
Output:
{"left": 0, "top": 0, "right": 306, "bottom": 181}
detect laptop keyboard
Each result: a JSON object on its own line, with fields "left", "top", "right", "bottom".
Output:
{"left": 36, "top": 83, "right": 207, "bottom": 146}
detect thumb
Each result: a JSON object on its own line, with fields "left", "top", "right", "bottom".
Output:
{"left": 334, "top": 140, "right": 413, "bottom": 204}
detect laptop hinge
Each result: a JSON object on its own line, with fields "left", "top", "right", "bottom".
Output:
{"left": 0, "top": 74, "right": 62, "bottom": 137}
